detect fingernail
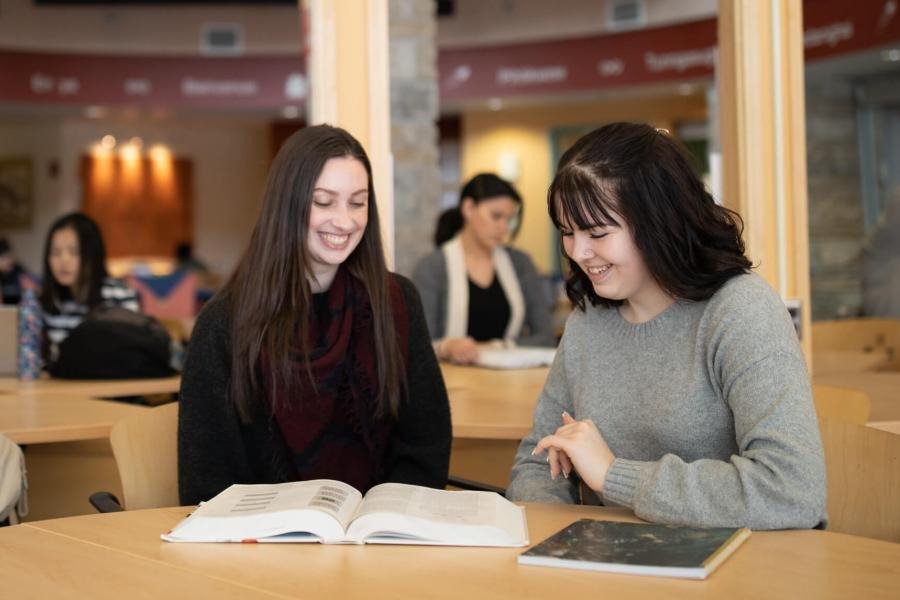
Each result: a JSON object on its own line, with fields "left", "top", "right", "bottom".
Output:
{"left": 551, "top": 473, "right": 557, "bottom": 481}
{"left": 563, "top": 471, "right": 569, "bottom": 479}
{"left": 545, "top": 454, "right": 550, "bottom": 463}
{"left": 530, "top": 448, "right": 536, "bottom": 455}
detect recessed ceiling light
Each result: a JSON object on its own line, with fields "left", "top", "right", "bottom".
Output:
{"left": 881, "top": 48, "right": 900, "bottom": 62}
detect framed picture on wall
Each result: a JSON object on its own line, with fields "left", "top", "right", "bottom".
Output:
{"left": 0, "top": 157, "right": 33, "bottom": 227}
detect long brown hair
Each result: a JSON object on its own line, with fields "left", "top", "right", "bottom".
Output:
{"left": 222, "top": 125, "right": 403, "bottom": 422}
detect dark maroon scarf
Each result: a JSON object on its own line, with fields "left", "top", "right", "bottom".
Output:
{"left": 267, "top": 267, "right": 408, "bottom": 492}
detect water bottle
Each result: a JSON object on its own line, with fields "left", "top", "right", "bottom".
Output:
{"left": 17, "top": 288, "right": 41, "bottom": 381}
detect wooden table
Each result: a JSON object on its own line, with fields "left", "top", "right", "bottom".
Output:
{"left": 441, "top": 363, "right": 548, "bottom": 440}
{"left": 2, "top": 503, "right": 898, "bottom": 598}
{"left": 441, "top": 363, "right": 549, "bottom": 490}
{"left": 869, "top": 421, "right": 900, "bottom": 435}
{"left": 0, "top": 392, "right": 147, "bottom": 445}
{"left": 812, "top": 350, "right": 894, "bottom": 375}
{"left": 813, "top": 372, "right": 900, "bottom": 421}
{"left": 0, "top": 375, "right": 181, "bottom": 398}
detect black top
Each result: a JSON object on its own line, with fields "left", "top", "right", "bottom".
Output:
{"left": 0, "top": 263, "right": 24, "bottom": 306}
{"left": 466, "top": 276, "right": 510, "bottom": 342}
{"left": 177, "top": 274, "right": 452, "bottom": 505}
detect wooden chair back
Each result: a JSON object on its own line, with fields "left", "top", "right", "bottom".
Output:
{"left": 109, "top": 401, "right": 179, "bottom": 510}
{"left": 820, "top": 419, "right": 900, "bottom": 543}
{"left": 811, "top": 384, "right": 871, "bottom": 425}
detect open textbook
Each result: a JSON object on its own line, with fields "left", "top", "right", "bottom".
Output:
{"left": 476, "top": 346, "right": 556, "bottom": 369}
{"left": 162, "top": 480, "right": 529, "bottom": 547}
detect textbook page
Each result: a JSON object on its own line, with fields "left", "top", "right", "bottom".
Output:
{"left": 476, "top": 347, "right": 556, "bottom": 369}
{"left": 162, "top": 480, "right": 363, "bottom": 543}
{"left": 346, "top": 483, "right": 529, "bottom": 546}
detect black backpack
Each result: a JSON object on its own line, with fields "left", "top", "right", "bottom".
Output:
{"left": 49, "top": 307, "right": 176, "bottom": 379}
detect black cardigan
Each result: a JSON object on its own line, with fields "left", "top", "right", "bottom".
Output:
{"left": 177, "top": 274, "right": 452, "bottom": 505}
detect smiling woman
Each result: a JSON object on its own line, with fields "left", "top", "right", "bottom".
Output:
{"left": 177, "top": 125, "right": 452, "bottom": 506}
{"left": 508, "top": 122, "right": 827, "bottom": 532}
{"left": 307, "top": 156, "right": 370, "bottom": 291}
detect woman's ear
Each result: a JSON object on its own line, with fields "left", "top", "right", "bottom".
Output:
{"left": 460, "top": 197, "right": 475, "bottom": 220}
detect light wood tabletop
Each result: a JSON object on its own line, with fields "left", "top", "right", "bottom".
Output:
{"left": 813, "top": 372, "right": 900, "bottom": 421}
{"left": 0, "top": 375, "right": 181, "bottom": 398}
{"left": 5, "top": 503, "right": 898, "bottom": 598}
{"left": 868, "top": 420, "right": 900, "bottom": 435}
{"left": 0, "top": 393, "right": 147, "bottom": 445}
{"left": 441, "top": 363, "right": 548, "bottom": 439}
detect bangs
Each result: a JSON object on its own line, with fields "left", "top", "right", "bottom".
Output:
{"left": 549, "top": 168, "right": 621, "bottom": 230}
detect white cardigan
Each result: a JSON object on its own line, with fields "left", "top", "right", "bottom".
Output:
{"left": 441, "top": 235, "right": 526, "bottom": 341}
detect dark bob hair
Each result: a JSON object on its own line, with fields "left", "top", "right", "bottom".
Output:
{"left": 549, "top": 122, "right": 752, "bottom": 311}
{"left": 434, "top": 173, "right": 523, "bottom": 246}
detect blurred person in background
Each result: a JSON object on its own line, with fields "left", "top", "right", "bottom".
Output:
{"left": 413, "top": 173, "right": 555, "bottom": 364}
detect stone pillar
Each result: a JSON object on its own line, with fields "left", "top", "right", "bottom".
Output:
{"left": 389, "top": 0, "right": 441, "bottom": 276}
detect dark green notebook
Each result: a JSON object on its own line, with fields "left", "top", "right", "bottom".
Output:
{"left": 518, "top": 519, "right": 751, "bottom": 580}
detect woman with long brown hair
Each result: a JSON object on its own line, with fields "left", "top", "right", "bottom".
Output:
{"left": 178, "top": 125, "right": 451, "bottom": 505}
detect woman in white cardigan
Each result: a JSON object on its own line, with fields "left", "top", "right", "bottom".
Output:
{"left": 413, "top": 173, "right": 555, "bottom": 364}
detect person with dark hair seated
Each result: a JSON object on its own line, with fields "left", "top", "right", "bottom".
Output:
{"left": 413, "top": 173, "right": 555, "bottom": 365}
{"left": 39, "top": 213, "right": 140, "bottom": 364}
{"left": 178, "top": 125, "right": 451, "bottom": 506}
{"left": 508, "top": 123, "right": 826, "bottom": 531}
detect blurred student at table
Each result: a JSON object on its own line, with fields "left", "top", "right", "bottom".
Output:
{"left": 39, "top": 213, "right": 140, "bottom": 364}
{"left": 508, "top": 123, "right": 826, "bottom": 530}
{"left": 413, "top": 173, "right": 555, "bottom": 365}
{"left": 0, "top": 237, "right": 26, "bottom": 306}
{"left": 178, "top": 125, "right": 451, "bottom": 505}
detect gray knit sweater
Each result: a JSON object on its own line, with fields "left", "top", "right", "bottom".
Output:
{"left": 507, "top": 273, "right": 827, "bottom": 530}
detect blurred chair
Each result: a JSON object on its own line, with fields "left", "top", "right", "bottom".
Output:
{"left": 812, "top": 318, "right": 900, "bottom": 374}
{"left": 820, "top": 419, "right": 900, "bottom": 543}
{"left": 128, "top": 269, "right": 197, "bottom": 320}
{"left": 812, "top": 384, "right": 871, "bottom": 425}
{"left": 90, "top": 401, "right": 179, "bottom": 512}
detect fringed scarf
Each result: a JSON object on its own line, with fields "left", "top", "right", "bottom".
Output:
{"left": 267, "top": 267, "right": 408, "bottom": 493}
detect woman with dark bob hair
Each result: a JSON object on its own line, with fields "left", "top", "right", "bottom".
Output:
{"left": 507, "top": 122, "right": 826, "bottom": 530}
{"left": 413, "top": 173, "right": 555, "bottom": 365}
{"left": 178, "top": 125, "right": 452, "bottom": 505}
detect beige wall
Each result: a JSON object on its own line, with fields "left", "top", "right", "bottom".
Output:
{"left": 0, "top": 0, "right": 301, "bottom": 54}
{"left": 0, "top": 116, "right": 269, "bottom": 276}
{"left": 460, "top": 92, "right": 707, "bottom": 273}
{"left": 0, "top": 118, "right": 64, "bottom": 273}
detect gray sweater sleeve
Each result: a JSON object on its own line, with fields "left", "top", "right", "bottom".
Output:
{"left": 602, "top": 282, "right": 826, "bottom": 530}
{"left": 508, "top": 249, "right": 556, "bottom": 348}
{"left": 411, "top": 250, "right": 448, "bottom": 341}
{"left": 506, "top": 341, "right": 580, "bottom": 504}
